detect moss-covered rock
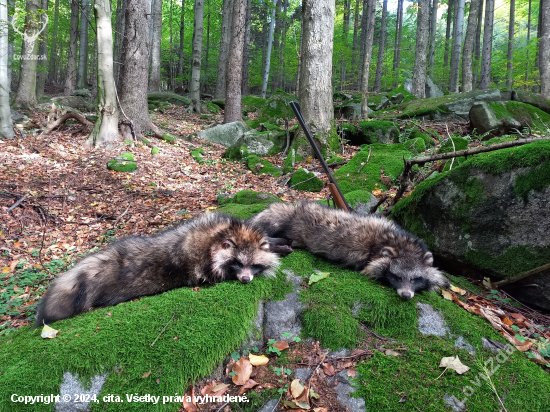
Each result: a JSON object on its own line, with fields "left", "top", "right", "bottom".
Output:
{"left": 245, "top": 116, "right": 270, "bottom": 130}
{"left": 162, "top": 134, "right": 177, "bottom": 143}
{"left": 107, "top": 157, "right": 138, "bottom": 173}
{"left": 241, "top": 95, "right": 267, "bottom": 113}
{"left": 246, "top": 154, "right": 282, "bottom": 177}
{"left": 217, "top": 189, "right": 282, "bottom": 218}
{"left": 211, "top": 99, "right": 225, "bottom": 109}
{"left": 283, "top": 149, "right": 304, "bottom": 174}
{"left": 289, "top": 168, "right": 324, "bottom": 192}
{"left": 490, "top": 101, "right": 550, "bottom": 132}
{"left": 357, "top": 121, "right": 399, "bottom": 145}
{"left": 225, "top": 129, "right": 285, "bottom": 159}
{"left": 147, "top": 92, "right": 190, "bottom": 107}
{"left": 207, "top": 102, "right": 221, "bottom": 114}
{"left": 438, "top": 136, "right": 469, "bottom": 154}
{"left": 151, "top": 146, "right": 159, "bottom": 155}
{"left": 404, "top": 137, "right": 427, "bottom": 153}
{"left": 391, "top": 140, "right": 550, "bottom": 284}
{"left": 190, "top": 148, "right": 205, "bottom": 164}
{"left": 334, "top": 143, "right": 410, "bottom": 193}
{"left": 258, "top": 89, "right": 295, "bottom": 120}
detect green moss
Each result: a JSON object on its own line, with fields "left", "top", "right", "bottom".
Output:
{"left": 343, "top": 190, "right": 373, "bottom": 207}
{"left": 142, "top": 138, "right": 151, "bottom": 144}
{"left": 489, "top": 101, "right": 550, "bottom": 131}
{"left": 217, "top": 190, "right": 281, "bottom": 218}
{"left": 0, "top": 272, "right": 292, "bottom": 412}
{"left": 438, "top": 136, "right": 469, "bottom": 154}
{"left": 161, "top": 134, "right": 177, "bottom": 143}
{"left": 246, "top": 155, "right": 282, "bottom": 177}
{"left": 258, "top": 89, "right": 295, "bottom": 119}
{"left": 241, "top": 96, "right": 267, "bottom": 113}
{"left": 199, "top": 114, "right": 212, "bottom": 120}
{"left": 327, "top": 125, "right": 341, "bottom": 153}
{"left": 289, "top": 168, "right": 324, "bottom": 192}
{"left": 124, "top": 140, "right": 133, "bottom": 146}
{"left": 120, "top": 152, "right": 134, "bottom": 161}
{"left": 482, "top": 136, "right": 516, "bottom": 146}
{"left": 147, "top": 92, "right": 190, "bottom": 106}
{"left": 207, "top": 102, "right": 221, "bottom": 113}
{"left": 513, "top": 160, "right": 550, "bottom": 201}
{"left": 341, "top": 123, "right": 358, "bottom": 134}
{"left": 409, "top": 127, "right": 437, "bottom": 147}
{"left": 191, "top": 148, "right": 205, "bottom": 164}
{"left": 107, "top": 159, "right": 138, "bottom": 173}
{"left": 357, "top": 121, "right": 398, "bottom": 144}
{"left": 334, "top": 143, "right": 411, "bottom": 193}
{"left": 245, "top": 116, "right": 270, "bottom": 130}
{"left": 223, "top": 145, "right": 249, "bottom": 160}
{"left": 283, "top": 150, "right": 304, "bottom": 174}
{"left": 404, "top": 137, "right": 426, "bottom": 153}
{"left": 151, "top": 147, "right": 159, "bottom": 155}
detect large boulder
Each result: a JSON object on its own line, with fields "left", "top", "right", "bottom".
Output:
{"left": 147, "top": 92, "right": 191, "bottom": 107}
{"left": 391, "top": 140, "right": 550, "bottom": 310}
{"left": 50, "top": 96, "right": 92, "bottom": 111}
{"left": 512, "top": 90, "right": 550, "bottom": 115}
{"left": 197, "top": 121, "right": 247, "bottom": 147}
{"left": 404, "top": 77, "right": 444, "bottom": 98}
{"left": 258, "top": 89, "right": 295, "bottom": 119}
{"left": 357, "top": 120, "right": 399, "bottom": 144}
{"left": 224, "top": 128, "right": 285, "bottom": 158}
{"left": 335, "top": 100, "right": 373, "bottom": 119}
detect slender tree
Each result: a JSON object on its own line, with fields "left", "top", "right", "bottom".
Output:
{"left": 224, "top": 0, "right": 247, "bottom": 123}
{"left": 479, "top": 0, "right": 495, "bottom": 89}
{"left": 203, "top": 5, "right": 211, "bottom": 92}
{"left": 525, "top": 0, "right": 532, "bottom": 87}
{"left": 472, "top": 0, "right": 483, "bottom": 87}
{"left": 88, "top": 0, "right": 119, "bottom": 146}
{"left": 214, "top": 0, "right": 232, "bottom": 98}
{"left": 261, "top": 0, "right": 277, "bottom": 98}
{"left": 373, "top": 0, "right": 387, "bottom": 92}
{"left": 444, "top": 0, "right": 453, "bottom": 67}
{"left": 462, "top": 0, "right": 481, "bottom": 92}
{"left": 392, "top": 0, "right": 403, "bottom": 87}
{"left": 277, "top": 0, "right": 288, "bottom": 92}
{"left": 177, "top": 0, "right": 185, "bottom": 91}
{"left": 299, "top": 0, "right": 335, "bottom": 150}
{"left": 64, "top": 0, "right": 80, "bottom": 95}
{"left": 360, "top": 0, "right": 376, "bottom": 117}
{"left": 358, "top": 0, "right": 368, "bottom": 88}
{"left": 340, "top": 0, "right": 351, "bottom": 90}
{"left": 7, "top": 0, "right": 13, "bottom": 89}
{"left": 411, "top": 0, "right": 431, "bottom": 98}
{"left": 242, "top": 0, "right": 252, "bottom": 94}
{"left": 427, "top": 0, "right": 439, "bottom": 76}
{"left": 35, "top": 0, "right": 49, "bottom": 100}
{"left": 0, "top": 0, "right": 14, "bottom": 139}
{"left": 13, "top": 0, "right": 43, "bottom": 109}
{"left": 541, "top": 0, "right": 550, "bottom": 97}
{"left": 47, "top": 0, "right": 59, "bottom": 83}
{"left": 506, "top": 0, "right": 515, "bottom": 87}
{"left": 350, "top": 0, "right": 360, "bottom": 83}
{"left": 189, "top": 0, "right": 204, "bottom": 113}
{"left": 77, "top": 0, "right": 92, "bottom": 89}
{"left": 149, "top": 0, "right": 163, "bottom": 91}
{"left": 449, "top": 0, "right": 464, "bottom": 92}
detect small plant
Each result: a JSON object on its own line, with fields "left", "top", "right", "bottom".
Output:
{"left": 231, "top": 351, "right": 241, "bottom": 362}
{"left": 487, "top": 290, "right": 512, "bottom": 305}
{"left": 281, "top": 332, "right": 302, "bottom": 343}
{"left": 273, "top": 367, "right": 292, "bottom": 377}
{"left": 266, "top": 339, "right": 281, "bottom": 356}
{"left": 277, "top": 383, "right": 290, "bottom": 395}
{"left": 515, "top": 334, "right": 527, "bottom": 343}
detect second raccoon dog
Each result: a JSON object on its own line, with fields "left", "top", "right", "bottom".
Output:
{"left": 35, "top": 213, "right": 280, "bottom": 326}
{"left": 248, "top": 201, "right": 449, "bottom": 299}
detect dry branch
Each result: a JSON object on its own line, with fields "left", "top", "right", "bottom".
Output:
{"left": 494, "top": 263, "right": 550, "bottom": 287}
{"left": 41, "top": 111, "right": 93, "bottom": 136}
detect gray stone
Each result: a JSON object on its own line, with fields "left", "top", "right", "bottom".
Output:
{"left": 327, "top": 348, "right": 350, "bottom": 359}
{"left": 197, "top": 121, "right": 248, "bottom": 147}
{"left": 390, "top": 93, "right": 405, "bottom": 105}
{"left": 333, "top": 370, "right": 366, "bottom": 412}
{"left": 353, "top": 193, "right": 379, "bottom": 214}
{"left": 336, "top": 101, "right": 373, "bottom": 120}
{"left": 469, "top": 101, "right": 521, "bottom": 137}
{"left": 482, "top": 337, "right": 511, "bottom": 352}
{"left": 71, "top": 89, "right": 91, "bottom": 98}
{"left": 376, "top": 96, "right": 391, "bottom": 111}
{"left": 240, "top": 300, "right": 265, "bottom": 351}
{"left": 417, "top": 302, "right": 449, "bottom": 336}
{"left": 56, "top": 372, "right": 107, "bottom": 412}
{"left": 10, "top": 109, "right": 28, "bottom": 122}
{"left": 50, "top": 96, "right": 92, "bottom": 111}
{"left": 446, "top": 89, "right": 502, "bottom": 119}
{"left": 444, "top": 393, "right": 466, "bottom": 411}
{"left": 231, "top": 129, "right": 285, "bottom": 156}
{"left": 257, "top": 399, "right": 279, "bottom": 412}
{"left": 294, "top": 368, "right": 313, "bottom": 381}
{"left": 404, "top": 77, "right": 444, "bottom": 98}
{"left": 351, "top": 300, "right": 363, "bottom": 317}
{"left": 512, "top": 90, "right": 550, "bottom": 115}
{"left": 263, "top": 270, "right": 303, "bottom": 341}
{"left": 454, "top": 336, "right": 476, "bottom": 355}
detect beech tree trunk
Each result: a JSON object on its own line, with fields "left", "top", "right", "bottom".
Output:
{"left": 47, "top": 0, "right": 59, "bottom": 83}
{"left": 242, "top": 0, "right": 252, "bottom": 94}
{"left": 215, "top": 0, "right": 233, "bottom": 98}
{"left": 541, "top": 0, "right": 550, "bottom": 98}
{"left": 449, "top": 0, "right": 464, "bottom": 92}
{"left": 472, "top": 0, "right": 483, "bottom": 88}
{"left": 224, "top": 0, "right": 247, "bottom": 123}
{"left": 118, "top": 0, "right": 162, "bottom": 139}
{"left": 277, "top": 0, "right": 288, "bottom": 92}
{"left": 393, "top": 0, "right": 403, "bottom": 87}
{"left": 189, "top": 0, "right": 204, "bottom": 113}
{"left": 7, "top": 0, "right": 13, "bottom": 90}
{"left": 13, "top": 0, "right": 42, "bottom": 109}
{"left": 358, "top": 0, "right": 368, "bottom": 89}
{"left": 177, "top": 0, "right": 185, "bottom": 91}
{"left": 525, "top": 0, "right": 532, "bottom": 87}
{"left": 462, "top": 0, "right": 481, "bottom": 92}
{"left": 299, "top": 0, "right": 335, "bottom": 148}
{"left": 35, "top": 0, "right": 49, "bottom": 100}
{"left": 340, "top": 0, "right": 351, "bottom": 90}
{"left": 427, "top": 0, "right": 439, "bottom": 76}
{"left": 506, "top": 0, "right": 515, "bottom": 87}
{"left": 373, "top": 0, "right": 387, "bottom": 92}
{"left": 261, "top": 0, "right": 277, "bottom": 98}
{"left": 77, "top": 0, "right": 91, "bottom": 89}
{"left": 0, "top": 0, "right": 14, "bottom": 139}
{"left": 444, "top": 0, "right": 453, "bottom": 67}
{"left": 64, "top": 0, "right": 80, "bottom": 95}
{"left": 350, "top": 0, "right": 360, "bottom": 85}
{"left": 479, "top": 0, "right": 494, "bottom": 89}
{"left": 88, "top": 0, "right": 119, "bottom": 147}
{"left": 149, "top": 0, "right": 162, "bottom": 91}
{"left": 411, "top": 0, "right": 430, "bottom": 98}
{"left": 360, "top": 0, "right": 376, "bottom": 117}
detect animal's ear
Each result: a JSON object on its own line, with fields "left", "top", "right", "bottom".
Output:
{"left": 222, "top": 239, "right": 236, "bottom": 250}
{"left": 380, "top": 246, "right": 397, "bottom": 259}
{"left": 423, "top": 252, "right": 434, "bottom": 266}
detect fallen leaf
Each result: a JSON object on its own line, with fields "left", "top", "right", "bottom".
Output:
{"left": 439, "top": 356, "right": 470, "bottom": 374}
{"left": 232, "top": 357, "right": 253, "bottom": 385}
{"left": 515, "top": 341, "right": 533, "bottom": 352}
{"left": 142, "top": 370, "right": 152, "bottom": 378}
{"left": 310, "top": 389, "right": 320, "bottom": 399}
{"left": 41, "top": 324, "right": 59, "bottom": 339}
{"left": 347, "top": 367, "right": 357, "bottom": 377}
{"left": 450, "top": 285, "right": 466, "bottom": 295}
{"left": 291, "top": 379, "right": 305, "bottom": 398}
{"left": 249, "top": 354, "right": 269, "bottom": 366}
{"left": 201, "top": 382, "right": 216, "bottom": 396}
{"left": 510, "top": 313, "right": 527, "bottom": 322}
{"left": 399, "top": 395, "right": 407, "bottom": 403}
{"left": 351, "top": 349, "right": 367, "bottom": 357}
{"left": 313, "top": 408, "right": 328, "bottom": 412}
{"left": 238, "top": 379, "right": 259, "bottom": 396}
{"left": 182, "top": 385, "right": 197, "bottom": 412}
{"left": 441, "top": 290, "right": 453, "bottom": 301}
{"left": 384, "top": 349, "right": 401, "bottom": 356}
{"left": 309, "top": 270, "right": 330, "bottom": 285}
{"left": 212, "top": 383, "right": 229, "bottom": 392}
{"left": 273, "top": 341, "right": 289, "bottom": 351}
{"left": 502, "top": 317, "right": 514, "bottom": 326}
{"left": 322, "top": 363, "right": 335, "bottom": 376}
{"left": 295, "top": 401, "right": 311, "bottom": 409}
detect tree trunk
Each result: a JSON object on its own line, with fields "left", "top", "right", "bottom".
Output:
{"left": 427, "top": 0, "right": 439, "bottom": 76}
{"left": 449, "top": 0, "right": 464, "bottom": 92}
{"left": 350, "top": 0, "right": 360, "bottom": 86}
{"left": 35, "top": 0, "right": 49, "bottom": 101}
{"left": 340, "top": 0, "right": 351, "bottom": 90}
{"left": 13, "top": 0, "right": 42, "bottom": 109}
{"left": 242, "top": 0, "right": 252, "bottom": 94}
{"left": 64, "top": 0, "right": 80, "bottom": 95}
{"left": 506, "top": 0, "right": 515, "bottom": 88}
{"left": 0, "top": 0, "right": 14, "bottom": 139}
{"left": 169, "top": 0, "right": 174, "bottom": 90}
{"left": 176, "top": 0, "right": 185, "bottom": 91}
{"left": 373, "top": 0, "right": 387, "bottom": 92}
{"left": 224, "top": 0, "right": 247, "bottom": 123}
{"left": 77, "top": 0, "right": 91, "bottom": 90}
{"left": 392, "top": 0, "right": 403, "bottom": 87}
{"left": 214, "top": 0, "right": 232, "bottom": 98}
{"left": 272, "top": 0, "right": 283, "bottom": 93}
{"left": 479, "top": 0, "right": 494, "bottom": 89}
{"left": 535, "top": 0, "right": 543, "bottom": 92}
{"left": 444, "top": 0, "right": 453, "bottom": 67}
{"left": 277, "top": 0, "right": 288, "bottom": 92}
{"left": 525, "top": 0, "right": 532, "bottom": 87}
{"left": 149, "top": 0, "right": 162, "bottom": 91}
{"left": 118, "top": 0, "right": 162, "bottom": 139}
{"left": 295, "top": 9, "right": 303, "bottom": 95}
{"left": 189, "top": 0, "right": 204, "bottom": 113}
{"left": 472, "top": 0, "right": 483, "bottom": 88}
{"left": 360, "top": 0, "right": 376, "bottom": 117}
{"left": 462, "top": 0, "right": 481, "bottom": 92}
{"left": 88, "top": 0, "right": 119, "bottom": 147}
{"left": 7, "top": 0, "right": 13, "bottom": 90}
{"left": 299, "top": 0, "right": 335, "bottom": 149}
{"left": 47, "top": 0, "right": 60, "bottom": 83}
{"left": 358, "top": 0, "right": 368, "bottom": 89}
{"left": 261, "top": 0, "right": 277, "bottom": 98}
{"left": 541, "top": 0, "right": 550, "bottom": 98}
{"left": 203, "top": 8, "right": 211, "bottom": 93}
{"left": 411, "top": 0, "right": 430, "bottom": 98}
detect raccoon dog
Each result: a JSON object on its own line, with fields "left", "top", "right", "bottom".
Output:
{"left": 248, "top": 201, "right": 449, "bottom": 299}
{"left": 35, "top": 213, "right": 280, "bottom": 325}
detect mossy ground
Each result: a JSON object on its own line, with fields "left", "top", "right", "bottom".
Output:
{"left": 216, "top": 190, "right": 281, "bottom": 219}
{"left": 190, "top": 148, "right": 205, "bottom": 164}
{"left": 490, "top": 101, "right": 550, "bottom": 132}
{"left": 246, "top": 155, "right": 282, "bottom": 177}
{"left": 241, "top": 96, "right": 266, "bottom": 113}
{"left": 334, "top": 143, "right": 410, "bottom": 193}
{"left": 258, "top": 89, "right": 295, "bottom": 120}
{"left": 288, "top": 168, "right": 324, "bottom": 192}
{"left": 404, "top": 137, "right": 426, "bottom": 154}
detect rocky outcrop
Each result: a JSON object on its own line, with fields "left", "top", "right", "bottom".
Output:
{"left": 197, "top": 121, "right": 247, "bottom": 147}
{"left": 404, "top": 76, "right": 444, "bottom": 98}
{"left": 50, "top": 96, "right": 93, "bottom": 111}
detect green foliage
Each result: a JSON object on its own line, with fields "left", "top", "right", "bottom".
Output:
{"left": 289, "top": 168, "right": 324, "bottom": 192}
{"left": 207, "top": 102, "right": 221, "bottom": 113}
{"left": 403, "top": 137, "right": 426, "bottom": 153}
{"left": 190, "top": 148, "right": 205, "bottom": 164}
{"left": 247, "top": 155, "right": 282, "bottom": 177}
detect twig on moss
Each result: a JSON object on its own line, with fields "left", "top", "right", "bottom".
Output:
{"left": 405, "top": 120, "right": 440, "bottom": 141}
{"left": 369, "top": 194, "right": 389, "bottom": 214}
{"left": 357, "top": 146, "right": 372, "bottom": 173}
{"left": 445, "top": 123, "right": 456, "bottom": 171}
{"left": 150, "top": 303, "right": 183, "bottom": 347}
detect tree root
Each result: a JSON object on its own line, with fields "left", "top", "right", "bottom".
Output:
{"left": 41, "top": 111, "right": 93, "bottom": 136}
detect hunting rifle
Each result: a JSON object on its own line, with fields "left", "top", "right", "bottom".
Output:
{"left": 289, "top": 101, "right": 352, "bottom": 212}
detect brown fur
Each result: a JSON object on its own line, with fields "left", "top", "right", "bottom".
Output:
{"left": 35, "top": 213, "right": 280, "bottom": 325}
{"left": 248, "top": 201, "right": 449, "bottom": 299}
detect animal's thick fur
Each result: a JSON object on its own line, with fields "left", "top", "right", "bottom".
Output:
{"left": 248, "top": 201, "right": 449, "bottom": 299}
{"left": 35, "top": 213, "right": 280, "bottom": 325}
